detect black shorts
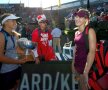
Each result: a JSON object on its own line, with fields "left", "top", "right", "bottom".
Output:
{"left": 0, "top": 67, "right": 22, "bottom": 90}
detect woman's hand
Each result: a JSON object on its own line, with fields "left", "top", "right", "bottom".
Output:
{"left": 72, "top": 61, "right": 76, "bottom": 74}
{"left": 72, "top": 62, "right": 80, "bottom": 81}
{"left": 35, "top": 57, "right": 40, "bottom": 64}
{"left": 83, "top": 72, "right": 91, "bottom": 89}
{"left": 17, "top": 57, "right": 27, "bottom": 64}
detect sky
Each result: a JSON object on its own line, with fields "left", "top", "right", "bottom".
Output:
{"left": 0, "top": 0, "right": 77, "bottom": 8}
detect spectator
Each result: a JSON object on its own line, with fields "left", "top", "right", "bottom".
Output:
{"left": 104, "top": 12, "right": 108, "bottom": 21}
{"left": 32, "top": 14, "right": 57, "bottom": 61}
{"left": 51, "top": 25, "right": 62, "bottom": 54}
{"left": 90, "top": 12, "right": 98, "bottom": 22}
{"left": 20, "top": 24, "right": 27, "bottom": 38}
{"left": 98, "top": 12, "right": 105, "bottom": 21}
{"left": 103, "top": 3, "right": 108, "bottom": 12}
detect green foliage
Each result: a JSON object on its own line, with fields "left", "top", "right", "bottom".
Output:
{"left": 64, "top": 29, "right": 76, "bottom": 42}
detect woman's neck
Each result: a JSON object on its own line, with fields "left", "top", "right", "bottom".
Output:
{"left": 78, "top": 25, "right": 86, "bottom": 32}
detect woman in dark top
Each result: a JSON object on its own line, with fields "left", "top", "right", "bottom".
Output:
{"left": 72, "top": 8, "right": 96, "bottom": 90}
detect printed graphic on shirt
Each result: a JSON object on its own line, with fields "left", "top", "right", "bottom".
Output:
{"left": 40, "top": 33, "right": 48, "bottom": 46}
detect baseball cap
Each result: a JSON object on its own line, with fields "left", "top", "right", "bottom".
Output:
{"left": 37, "top": 14, "right": 47, "bottom": 23}
{"left": 0, "top": 13, "right": 20, "bottom": 25}
{"left": 74, "top": 9, "right": 90, "bottom": 18}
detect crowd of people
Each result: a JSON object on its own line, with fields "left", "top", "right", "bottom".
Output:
{"left": 65, "top": 2, "right": 108, "bottom": 30}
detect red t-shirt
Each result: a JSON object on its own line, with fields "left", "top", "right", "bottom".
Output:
{"left": 32, "top": 28, "right": 56, "bottom": 61}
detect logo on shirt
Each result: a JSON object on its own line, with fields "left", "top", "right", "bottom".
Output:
{"left": 40, "top": 33, "right": 48, "bottom": 46}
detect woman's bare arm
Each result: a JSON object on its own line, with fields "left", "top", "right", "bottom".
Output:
{"left": 84, "top": 28, "right": 96, "bottom": 74}
{"left": 0, "top": 32, "right": 26, "bottom": 64}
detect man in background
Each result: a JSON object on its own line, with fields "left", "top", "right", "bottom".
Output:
{"left": 51, "top": 25, "right": 62, "bottom": 54}
{"left": 32, "top": 14, "right": 57, "bottom": 61}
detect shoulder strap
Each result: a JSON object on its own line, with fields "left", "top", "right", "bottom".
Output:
{"left": 82, "top": 25, "right": 89, "bottom": 52}
{"left": 0, "top": 29, "right": 8, "bottom": 70}
{"left": 0, "top": 29, "right": 8, "bottom": 54}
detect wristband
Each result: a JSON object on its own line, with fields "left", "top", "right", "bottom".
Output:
{"left": 32, "top": 48, "right": 38, "bottom": 57}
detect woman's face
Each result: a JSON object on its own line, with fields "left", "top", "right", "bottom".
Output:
{"left": 5, "top": 19, "right": 17, "bottom": 30}
{"left": 74, "top": 16, "right": 87, "bottom": 27}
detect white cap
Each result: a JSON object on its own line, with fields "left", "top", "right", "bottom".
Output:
{"left": 36, "top": 14, "right": 46, "bottom": 23}
{"left": 2, "top": 14, "right": 20, "bottom": 24}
